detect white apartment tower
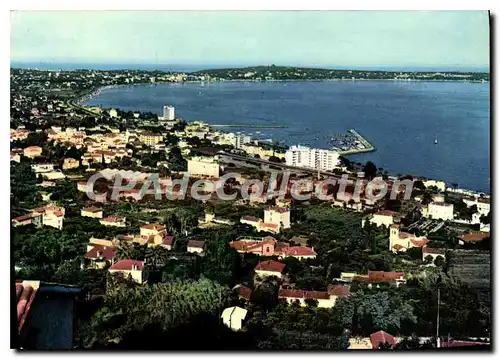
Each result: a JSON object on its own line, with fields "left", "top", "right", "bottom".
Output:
{"left": 285, "top": 145, "right": 340, "bottom": 171}
{"left": 163, "top": 105, "right": 175, "bottom": 121}
{"left": 264, "top": 207, "right": 291, "bottom": 230}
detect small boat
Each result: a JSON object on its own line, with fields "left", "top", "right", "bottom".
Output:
{"left": 434, "top": 138, "right": 438, "bottom": 144}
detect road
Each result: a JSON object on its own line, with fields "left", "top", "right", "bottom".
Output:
{"left": 218, "top": 151, "right": 351, "bottom": 180}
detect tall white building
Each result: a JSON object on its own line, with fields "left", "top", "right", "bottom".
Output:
{"left": 232, "top": 133, "right": 251, "bottom": 149}
{"left": 285, "top": 145, "right": 339, "bottom": 171}
{"left": 163, "top": 105, "right": 175, "bottom": 121}
{"left": 425, "top": 202, "right": 454, "bottom": 221}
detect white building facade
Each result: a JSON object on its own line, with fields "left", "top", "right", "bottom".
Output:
{"left": 163, "top": 105, "right": 175, "bottom": 121}
{"left": 187, "top": 157, "right": 220, "bottom": 178}
{"left": 285, "top": 145, "right": 339, "bottom": 171}
{"left": 426, "top": 202, "right": 454, "bottom": 221}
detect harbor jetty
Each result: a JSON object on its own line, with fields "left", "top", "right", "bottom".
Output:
{"left": 331, "top": 129, "right": 376, "bottom": 155}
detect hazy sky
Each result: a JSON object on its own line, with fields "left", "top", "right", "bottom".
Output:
{"left": 10, "top": 11, "right": 489, "bottom": 68}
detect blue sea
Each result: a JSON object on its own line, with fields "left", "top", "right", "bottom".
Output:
{"left": 83, "top": 80, "right": 490, "bottom": 193}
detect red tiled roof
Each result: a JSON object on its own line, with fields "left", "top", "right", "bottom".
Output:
{"left": 278, "top": 288, "right": 330, "bottom": 300}
{"left": 82, "top": 207, "right": 102, "bottom": 213}
{"left": 275, "top": 241, "right": 289, "bottom": 251}
{"left": 162, "top": 236, "right": 174, "bottom": 246}
{"left": 234, "top": 285, "right": 252, "bottom": 301}
{"left": 375, "top": 210, "right": 398, "bottom": 217}
{"left": 392, "top": 244, "right": 406, "bottom": 251}
{"left": 368, "top": 271, "right": 403, "bottom": 283}
{"left": 260, "top": 223, "right": 279, "bottom": 230}
{"left": 410, "top": 238, "right": 430, "bottom": 247}
{"left": 187, "top": 240, "right": 205, "bottom": 248}
{"left": 141, "top": 223, "right": 165, "bottom": 231}
{"left": 241, "top": 215, "right": 261, "bottom": 223}
{"left": 54, "top": 211, "right": 64, "bottom": 217}
{"left": 12, "top": 214, "right": 33, "bottom": 222}
{"left": 398, "top": 232, "right": 411, "bottom": 239}
{"left": 370, "top": 330, "right": 396, "bottom": 349}
{"left": 279, "top": 246, "right": 316, "bottom": 257}
{"left": 462, "top": 233, "right": 489, "bottom": 242}
{"left": 423, "top": 247, "right": 446, "bottom": 255}
{"left": 86, "top": 246, "right": 116, "bottom": 261}
{"left": 255, "top": 260, "right": 286, "bottom": 273}
{"left": 327, "top": 285, "right": 350, "bottom": 297}
{"left": 109, "top": 259, "right": 144, "bottom": 271}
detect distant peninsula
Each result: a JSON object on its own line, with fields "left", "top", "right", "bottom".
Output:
{"left": 191, "top": 65, "right": 490, "bottom": 82}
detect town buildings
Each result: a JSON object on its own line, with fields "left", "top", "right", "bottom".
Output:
{"left": 187, "top": 157, "right": 220, "bottom": 178}
{"left": 230, "top": 236, "right": 317, "bottom": 260}
{"left": 139, "top": 132, "right": 164, "bottom": 146}
{"left": 12, "top": 204, "right": 66, "bottom": 230}
{"left": 108, "top": 260, "right": 146, "bottom": 283}
{"left": 62, "top": 158, "right": 80, "bottom": 170}
{"left": 187, "top": 240, "right": 205, "bottom": 254}
{"left": 221, "top": 306, "right": 248, "bottom": 331}
{"left": 424, "top": 202, "right": 454, "bottom": 221}
{"left": 389, "top": 225, "right": 429, "bottom": 253}
{"left": 264, "top": 206, "right": 291, "bottom": 230}
{"left": 239, "top": 207, "right": 291, "bottom": 234}
{"left": 463, "top": 196, "right": 491, "bottom": 216}
{"left": 23, "top": 146, "right": 43, "bottom": 158}
{"left": 362, "top": 210, "right": 398, "bottom": 227}
{"left": 278, "top": 284, "right": 350, "bottom": 308}
{"left": 285, "top": 145, "right": 340, "bottom": 171}
{"left": 422, "top": 247, "right": 446, "bottom": 264}
{"left": 81, "top": 207, "right": 104, "bottom": 218}
{"left": 254, "top": 260, "right": 286, "bottom": 279}
{"left": 422, "top": 179, "right": 446, "bottom": 192}
{"left": 163, "top": 105, "right": 175, "bottom": 121}
{"left": 99, "top": 216, "right": 126, "bottom": 227}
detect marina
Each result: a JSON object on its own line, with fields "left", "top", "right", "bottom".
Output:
{"left": 330, "top": 129, "right": 376, "bottom": 155}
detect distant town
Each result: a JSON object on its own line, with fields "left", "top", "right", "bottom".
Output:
{"left": 12, "top": 66, "right": 490, "bottom": 350}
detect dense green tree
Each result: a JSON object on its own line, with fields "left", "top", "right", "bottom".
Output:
{"left": 362, "top": 161, "right": 377, "bottom": 179}
{"left": 201, "top": 233, "right": 240, "bottom": 285}
{"left": 80, "top": 278, "right": 228, "bottom": 348}
{"left": 167, "top": 146, "right": 187, "bottom": 172}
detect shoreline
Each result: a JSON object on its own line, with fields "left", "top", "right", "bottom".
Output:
{"left": 77, "top": 78, "right": 489, "bottom": 104}
{"left": 71, "top": 84, "right": 489, "bottom": 195}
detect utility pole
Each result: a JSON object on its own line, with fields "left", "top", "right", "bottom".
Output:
{"left": 436, "top": 288, "right": 441, "bottom": 348}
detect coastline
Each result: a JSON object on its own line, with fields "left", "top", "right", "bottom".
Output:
{"left": 77, "top": 77, "right": 489, "bottom": 105}
{"left": 72, "top": 83, "right": 489, "bottom": 195}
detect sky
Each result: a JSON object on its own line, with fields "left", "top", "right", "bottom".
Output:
{"left": 10, "top": 11, "right": 490, "bottom": 69}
